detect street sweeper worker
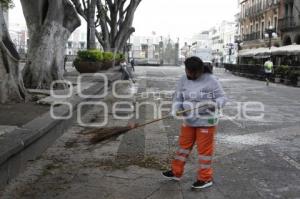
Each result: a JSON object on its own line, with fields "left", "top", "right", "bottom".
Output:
{"left": 162, "top": 56, "right": 227, "bottom": 189}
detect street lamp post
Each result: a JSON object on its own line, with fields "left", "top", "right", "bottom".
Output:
{"left": 265, "top": 26, "right": 277, "bottom": 49}
{"left": 159, "top": 36, "right": 164, "bottom": 65}
{"left": 227, "top": 43, "right": 234, "bottom": 64}
{"left": 234, "top": 36, "right": 243, "bottom": 64}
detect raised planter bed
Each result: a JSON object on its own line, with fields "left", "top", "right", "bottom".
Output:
{"left": 74, "top": 61, "right": 104, "bottom": 73}
{"left": 74, "top": 50, "right": 124, "bottom": 73}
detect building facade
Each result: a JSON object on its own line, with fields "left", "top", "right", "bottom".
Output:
{"left": 239, "top": 0, "right": 281, "bottom": 49}
{"left": 278, "top": 0, "right": 300, "bottom": 45}
{"left": 191, "top": 31, "right": 212, "bottom": 49}
{"left": 130, "top": 35, "right": 179, "bottom": 65}
{"left": 9, "top": 23, "right": 28, "bottom": 58}
{"left": 66, "top": 27, "right": 89, "bottom": 55}
{"left": 209, "top": 21, "right": 236, "bottom": 64}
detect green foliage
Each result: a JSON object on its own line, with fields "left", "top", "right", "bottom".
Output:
{"left": 114, "top": 53, "right": 125, "bottom": 61}
{"left": 75, "top": 50, "right": 125, "bottom": 63}
{"left": 274, "top": 65, "right": 300, "bottom": 85}
{"left": 287, "top": 70, "right": 300, "bottom": 85}
{"left": 77, "top": 50, "right": 103, "bottom": 62}
{"left": 102, "top": 52, "right": 114, "bottom": 62}
{"left": 118, "top": 53, "right": 125, "bottom": 61}
{"left": 274, "top": 65, "right": 289, "bottom": 77}
{"left": 0, "top": 0, "right": 14, "bottom": 8}
{"left": 247, "top": 59, "right": 255, "bottom": 65}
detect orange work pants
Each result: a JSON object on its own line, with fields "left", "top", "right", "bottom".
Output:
{"left": 171, "top": 124, "right": 216, "bottom": 182}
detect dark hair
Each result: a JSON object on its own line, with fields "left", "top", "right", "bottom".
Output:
{"left": 184, "top": 56, "right": 212, "bottom": 74}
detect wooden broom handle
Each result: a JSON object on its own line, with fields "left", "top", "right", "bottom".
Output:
{"left": 132, "top": 105, "right": 209, "bottom": 129}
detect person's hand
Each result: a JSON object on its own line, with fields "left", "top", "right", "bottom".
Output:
{"left": 175, "top": 111, "right": 183, "bottom": 116}
{"left": 171, "top": 110, "right": 183, "bottom": 117}
{"left": 128, "top": 122, "right": 138, "bottom": 129}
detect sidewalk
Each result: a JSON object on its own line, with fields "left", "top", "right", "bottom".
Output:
{"left": 0, "top": 64, "right": 122, "bottom": 190}
{"left": 1, "top": 66, "right": 300, "bottom": 199}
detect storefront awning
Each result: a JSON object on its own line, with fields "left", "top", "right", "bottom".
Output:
{"left": 238, "top": 47, "right": 278, "bottom": 58}
{"left": 270, "top": 45, "right": 300, "bottom": 56}
{"left": 238, "top": 47, "right": 274, "bottom": 58}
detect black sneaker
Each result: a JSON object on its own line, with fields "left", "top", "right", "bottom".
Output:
{"left": 162, "top": 170, "right": 180, "bottom": 181}
{"left": 191, "top": 180, "right": 213, "bottom": 189}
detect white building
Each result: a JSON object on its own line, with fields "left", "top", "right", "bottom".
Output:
{"left": 131, "top": 35, "right": 161, "bottom": 61}
{"left": 191, "top": 31, "right": 212, "bottom": 49}
{"left": 66, "top": 27, "right": 87, "bottom": 55}
{"left": 9, "top": 23, "right": 28, "bottom": 58}
{"left": 209, "top": 20, "right": 236, "bottom": 64}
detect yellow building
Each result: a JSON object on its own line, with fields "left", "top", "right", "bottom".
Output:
{"left": 239, "top": 0, "right": 281, "bottom": 49}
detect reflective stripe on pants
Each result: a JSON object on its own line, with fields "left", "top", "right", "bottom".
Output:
{"left": 171, "top": 125, "right": 216, "bottom": 181}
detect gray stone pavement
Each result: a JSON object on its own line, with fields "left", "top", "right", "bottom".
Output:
{"left": 1, "top": 66, "right": 300, "bottom": 199}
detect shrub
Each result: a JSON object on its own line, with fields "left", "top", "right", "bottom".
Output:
{"left": 274, "top": 65, "right": 289, "bottom": 78}
{"left": 77, "top": 50, "right": 103, "bottom": 62}
{"left": 113, "top": 53, "right": 125, "bottom": 61}
{"left": 288, "top": 70, "right": 300, "bottom": 85}
{"left": 102, "top": 52, "right": 114, "bottom": 62}
{"left": 75, "top": 50, "right": 125, "bottom": 63}
{"left": 118, "top": 53, "right": 125, "bottom": 61}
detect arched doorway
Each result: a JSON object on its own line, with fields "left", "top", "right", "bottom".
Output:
{"left": 283, "top": 35, "right": 292, "bottom": 46}
{"left": 294, "top": 34, "right": 300, "bottom": 44}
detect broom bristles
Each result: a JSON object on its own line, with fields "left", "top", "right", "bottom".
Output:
{"left": 87, "top": 126, "right": 132, "bottom": 144}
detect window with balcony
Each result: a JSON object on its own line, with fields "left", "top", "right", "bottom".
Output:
{"left": 80, "top": 42, "right": 85, "bottom": 49}
{"left": 67, "top": 41, "right": 72, "bottom": 49}
{"left": 285, "top": 4, "right": 289, "bottom": 17}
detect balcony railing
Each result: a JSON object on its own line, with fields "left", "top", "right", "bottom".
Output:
{"left": 240, "top": 0, "right": 280, "bottom": 19}
{"left": 278, "top": 17, "right": 298, "bottom": 30}
{"left": 243, "top": 32, "right": 261, "bottom": 41}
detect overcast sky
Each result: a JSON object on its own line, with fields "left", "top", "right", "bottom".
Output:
{"left": 133, "top": 0, "right": 239, "bottom": 38}
{"left": 9, "top": 0, "right": 239, "bottom": 39}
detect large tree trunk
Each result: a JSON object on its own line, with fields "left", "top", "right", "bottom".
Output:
{"left": 21, "top": 0, "right": 81, "bottom": 89}
{"left": 87, "top": 0, "right": 96, "bottom": 49}
{"left": 0, "top": 5, "right": 27, "bottom": 103}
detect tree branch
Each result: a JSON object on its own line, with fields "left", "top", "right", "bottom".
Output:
{"left": 82, "top": 0, "right": 87, "bottom": 12}
{"left": 105, "top": 0, "right": 113, "bottom": 10}
{"left": 96, "top": 0, "right": 109, "bottom": 47}
{"left": 114, "top": 0, "right": 140, "bottom": 48}
{"left": 63, "top": 0, "right": 81, "bottom": 32}
{"left": 118, "top": 27, "right": 135, "bottom": 51}
{"left": 92, "top": 0, "right": 142, "bottom": 52}
{"left": 95, "top": 30, "right": 105, "bottom": 47}
{"left": 71, "top": 0, "right": 87, "bottom": 20}
{"left": 117, "top": 0, "right": 126, "bottom": 27}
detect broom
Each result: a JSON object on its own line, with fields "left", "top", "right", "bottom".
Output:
{"left": 86, "top": 105, "right": 210, "bottom": 144}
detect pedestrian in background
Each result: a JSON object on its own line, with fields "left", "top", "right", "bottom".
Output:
{"left": 162, "top": 56, "right": 227, "bottom": 189}
{"left": 264, "top": 58, "right": 273, "bottom": 86}
{"left": 120, "top": 60, "right": 135, "bottom": 83}
{"left": 130, "top": 58, "right": 135, "bottom": 72}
